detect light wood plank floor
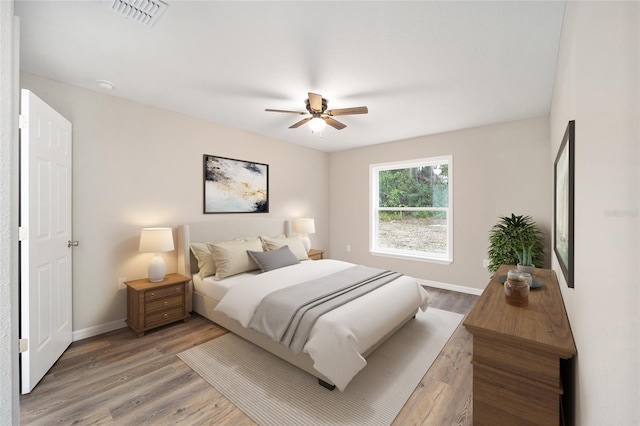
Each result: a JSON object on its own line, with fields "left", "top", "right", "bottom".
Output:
{"left": 20, "top": 287, "right": 478, "bottom": 425}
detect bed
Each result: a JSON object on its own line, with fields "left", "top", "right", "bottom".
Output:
{"left": 177, "top": 218, "right": 431, "bottom": 391}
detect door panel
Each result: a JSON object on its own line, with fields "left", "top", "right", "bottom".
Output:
{"left": 20, "top": 89, "right": 73, "bottom": 394}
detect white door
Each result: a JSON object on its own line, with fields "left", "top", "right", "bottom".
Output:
{"left": 20, "top": 89, "right": 73, "bottom": 394}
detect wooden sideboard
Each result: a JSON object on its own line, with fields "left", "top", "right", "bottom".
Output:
{"left": 463, "top": 265, "right": 576, "bottom": 425}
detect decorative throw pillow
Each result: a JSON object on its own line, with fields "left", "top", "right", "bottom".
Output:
{"left": 208, "top": 237, "right": 264, "bottom": 279}
{"left": 190, "top": 243, "right": 216, "bottom": 278}
{"left": 260, "top": 235, "right": 309, "bottom": 261}
{"left": 247, "top": 246, "right": 300, "bottom": 273}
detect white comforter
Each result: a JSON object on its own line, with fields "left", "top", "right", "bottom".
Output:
{"left": 214, "top": 259, "right": 431, "bottom": 390}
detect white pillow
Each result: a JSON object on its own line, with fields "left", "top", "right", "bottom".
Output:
{"left": 208, "top": 237, "right": 264, "bottom": 279}
{"left": 260, "top": 235, "right": 309, "bottom": 261}
{"left": 190, "top": 243, "right": 216, "bottom": 278}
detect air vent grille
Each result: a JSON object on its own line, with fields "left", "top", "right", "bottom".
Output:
{"left": 102, "top": 0, "right": 168, "bottom": 27}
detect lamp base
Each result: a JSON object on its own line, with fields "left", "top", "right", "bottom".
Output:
{"left": 148, "top": 254, "right": 167, "bottom": 282}
{"left": 300, "top": 234, "right": 311, "bottom": 252}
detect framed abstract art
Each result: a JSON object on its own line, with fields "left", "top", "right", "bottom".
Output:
{"left": 203, "top": 154, "right": 269, "bottom": 214}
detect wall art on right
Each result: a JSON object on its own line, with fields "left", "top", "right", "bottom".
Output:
{"left": 554, "top": 120, "right": 575, "bottom": 288}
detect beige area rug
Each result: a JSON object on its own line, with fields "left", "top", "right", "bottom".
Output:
{"left": 178, "top": 308, "right": 464, "bottom": 426}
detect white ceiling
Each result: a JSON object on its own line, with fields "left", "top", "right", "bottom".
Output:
{"left": 15, "top": 1, "right": 565, "bottom": 152}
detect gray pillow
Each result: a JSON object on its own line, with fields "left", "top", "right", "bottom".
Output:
{"left": 247, "top": 245, "right": 300, "bottom": 273}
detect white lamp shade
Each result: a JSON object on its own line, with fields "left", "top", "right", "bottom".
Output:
{"left": 139, "top": 228, "right": 174, "bottom": 253}
{"left": 293, "top": 218, "right": 315, "bottom": 234}
{"left": 139, "top": 227, "right": 174, "bottom": 282}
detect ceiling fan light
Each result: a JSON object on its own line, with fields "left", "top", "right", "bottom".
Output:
{"left": 309, "top": 117, "right": 326, "bottom": 133}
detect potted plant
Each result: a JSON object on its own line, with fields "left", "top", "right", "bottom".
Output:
{"left": 487, "top": 214, "right": 544, "bottom": 275}
{"left": 516, "top": 244, "right": 535, "bottom": 275}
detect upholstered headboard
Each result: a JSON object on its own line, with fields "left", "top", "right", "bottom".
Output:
{"left": 177, "top": 218, "right": 292, "bottom": 277}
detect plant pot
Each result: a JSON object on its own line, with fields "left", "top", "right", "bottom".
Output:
{"left": 517, "top": 263, "right": 535, "bottom": 275}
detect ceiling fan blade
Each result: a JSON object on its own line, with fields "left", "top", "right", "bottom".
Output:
{"left": 308, "top": 92, "right": 323, "bottom": 112}
{"left": 324, "top": 116, "right": 346, "bottom": 130}
{"left": 325, "top": 106, "right": 369, "bottom": 116}
{"left": 289, "top": 116, "right": 313, "bottom": 129}
{"left": 265, "top": 108, "right": 307, "bottom": 115}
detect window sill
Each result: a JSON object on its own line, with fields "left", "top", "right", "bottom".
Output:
{"left": 370, "top": 250, "right": 453, "bottom": 265}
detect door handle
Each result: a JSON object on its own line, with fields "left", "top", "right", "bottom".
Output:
{"left": 68, "top": 240, "right": 79, "bottom": 248}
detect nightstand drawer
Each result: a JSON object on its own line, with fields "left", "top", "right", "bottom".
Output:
{"left": 145, "top": 284, "right": 184, "bottom": 301}
{"left": 146, "top": 294, "right": 183, "bottom": 312}
{"left": 145, "top": 306, "right": 185, "bottom": 327}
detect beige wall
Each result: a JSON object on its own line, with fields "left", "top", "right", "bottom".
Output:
{"left": 20, "top": 72, "right": 330, "bottom": 334}
{"left": 550, "top": 2, "right": 639, "bottom": 424}
{"left": 328, "top": 116, "right": 550, "bottom": 292}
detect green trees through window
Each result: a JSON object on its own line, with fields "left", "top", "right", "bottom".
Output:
{"left": 379, "top": 165, "right": 449, "bottom": 207}
{"left": 371, "top": 157, "right": 453, "bottom": 263}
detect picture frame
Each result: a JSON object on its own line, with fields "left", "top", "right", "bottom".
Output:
{"left": 554, "top": 120, "right": 575, "bottom": 288}
{"left": 203, "top": 154, "right": 269, "bottom": 214}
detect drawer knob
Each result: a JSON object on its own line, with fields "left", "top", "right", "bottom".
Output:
{"left": 163, "top": 301, "right": 168, "bottom": 306}
{"left": 176, "top": 287, "right": 182, "bottom": 293}
{"left": 163, "top": 313, "right": 168, "bottom": 319}
{"left": 149, "top": 292, "right": 155, "bottom": 298}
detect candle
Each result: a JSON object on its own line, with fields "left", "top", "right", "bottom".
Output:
{"left": 519, "top": 272, "right": 533, "bottom": 287}
{"left": 507, "top": 269, "right": 520, "bottom": 280}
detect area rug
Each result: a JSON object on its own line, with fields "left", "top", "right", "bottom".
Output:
{"left": 178, "top": 308, "right": 464, "bottom": 426}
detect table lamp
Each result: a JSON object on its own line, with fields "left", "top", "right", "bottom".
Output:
{"left": 139, "top": 227, "right": 174, "bottom": 282}
{"left": 293, "top": 218, "right": 315, "bottom": 252}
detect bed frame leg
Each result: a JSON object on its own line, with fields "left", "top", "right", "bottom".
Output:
{"left": 318, "top": 379, "right": 336, "bottom": 391}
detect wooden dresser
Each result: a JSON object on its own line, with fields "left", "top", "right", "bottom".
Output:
{"left": 463, "top": 266, "right": 576, "bottom": 425}
{"left": 125, "top": 273, "right": 191, "bottom": 337}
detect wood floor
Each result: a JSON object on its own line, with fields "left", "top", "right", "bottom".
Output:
{"left": 20, "top": 287, "right": 478, "bottom": 425}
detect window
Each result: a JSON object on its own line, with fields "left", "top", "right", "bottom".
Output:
{"left": 370, "top": 156, "right": 453, "bottom": 263}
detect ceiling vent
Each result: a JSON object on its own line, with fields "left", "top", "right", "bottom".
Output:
{"left": 102, "top": 0, "right": 168, "bottom": 27}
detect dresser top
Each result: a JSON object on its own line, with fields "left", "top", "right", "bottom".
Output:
{"left": 463, "top": 265, "right": 577, "bottom": 358}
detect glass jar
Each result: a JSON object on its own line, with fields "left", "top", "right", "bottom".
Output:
{"left": 504, "top": 277, "right": 530, "bottom": 307}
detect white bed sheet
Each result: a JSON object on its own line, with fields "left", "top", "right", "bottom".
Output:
{"left": 192, "top": 271, "right": 259, "bottom": 301}
{"left": 214, "top": 259, "right": 431, "bottom": 390}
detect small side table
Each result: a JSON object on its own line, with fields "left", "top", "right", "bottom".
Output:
{"left": 307, "top": 248, "right": 324, "bottom": 260}
{"left": 125, "top": 273, "right": 191, "bottom": 337}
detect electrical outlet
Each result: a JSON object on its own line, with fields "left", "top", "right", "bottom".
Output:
{"left": 482, "top": 259, "right": 490, "bottom": 269}
{"left": 118, "top": 277, "right": 127, "bottom": 290}
{"left": 346, "top": 245, "right": 351, "bottom": 252}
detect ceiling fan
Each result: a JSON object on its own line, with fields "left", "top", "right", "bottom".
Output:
{"left": 266, "top": 92, "right": 368, "bottom": 131}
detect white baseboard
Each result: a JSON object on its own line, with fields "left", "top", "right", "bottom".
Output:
{"left": 72, "top": 318, "right": 127, "bottom": 342}
{"left": 417, "top": 279, "right": 484, "bottom": 296}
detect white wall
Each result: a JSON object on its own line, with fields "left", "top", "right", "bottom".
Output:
{"left": 20, "top": 72, "right": 330, "bottom": 334}
{"left": 0, "top": 1, "right": 19, "bottom": 423}
{"left": 329, "top": 117, "right": 550, "bottom": 292}
{"left": 550, "top": 2, "right": 639, "bottom": 424}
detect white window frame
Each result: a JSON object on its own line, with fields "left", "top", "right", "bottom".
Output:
{"left": 369, "top": 155, "right": 453, "bottom": 264}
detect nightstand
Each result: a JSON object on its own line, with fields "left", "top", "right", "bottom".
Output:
{"left": 307, "top": 248, "right": 324, "bottom": 260}
{"left": 125, "top": 273, "right": 191, "bottom": 337}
